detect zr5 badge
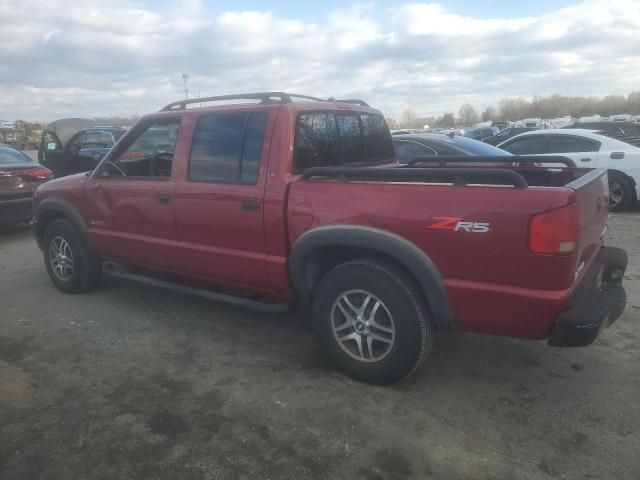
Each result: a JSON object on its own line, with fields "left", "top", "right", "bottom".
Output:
{"left": 428, "top": 216, "right": 491, "bottom": 233}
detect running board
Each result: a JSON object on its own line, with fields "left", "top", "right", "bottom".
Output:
{"left": 103, "top": 266, "right": 291, "bottom": 314}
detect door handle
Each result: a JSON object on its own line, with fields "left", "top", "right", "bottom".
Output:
{"left": 241, "top": 199, "right": 261, "bottom": 212}
{"left": 580, "top": 158, "right": 591, "bottom": 162}
{"left": 157, "top": 193, "right": 171, "bottom": 205}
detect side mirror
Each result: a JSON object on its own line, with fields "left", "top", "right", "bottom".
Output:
{"left": 47, "top": 142, "right": 57, "bottom": 150}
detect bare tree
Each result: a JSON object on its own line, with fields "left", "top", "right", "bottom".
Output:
{"left": 400, "top": 109, "right": 418, "bottom": 128}
{"left": 481, "top": 107, "right": 496, "bottom": 122}
{"left": 458, "top": 104, "right": 479, "bottom": 126}
{"left": 437, "top": 113, "right": 456, "bottom": 128}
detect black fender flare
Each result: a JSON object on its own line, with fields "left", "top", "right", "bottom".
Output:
{"left": 289, "top": 225, "right": 454, "bottom": 330}
{"left": 34, "top": 197, "right": 87, "bottom": 248}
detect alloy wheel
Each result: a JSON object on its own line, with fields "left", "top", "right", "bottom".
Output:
{"left": 608, "top": 179, "right": 623, "bottom": 209}
{"left": 330, "top": 289, "right": 396, "bottom": 362}
{"left": 49, "top": 236, "right": 74, "bottom": 282}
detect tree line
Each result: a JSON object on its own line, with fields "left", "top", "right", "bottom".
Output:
{"left": 389, "top": 91, "right": 640, "bottom": 129}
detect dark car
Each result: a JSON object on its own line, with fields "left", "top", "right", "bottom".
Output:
{"left": 1, "top": 145, "right": 53, "bottom": 226}
{"left": 463, "top": 126, "right": 500, "bottom": 141}
{"left": 39, "top": 119, "right": 126, "bottom": 177}
{"left": 392, "top": 133, "right": 512, "bottom": 164}
{"left": 483, "top": 127, "right": 539, "bottom": 145}
{"left": 561, "top": 121, "right": 640, "bottom": 137}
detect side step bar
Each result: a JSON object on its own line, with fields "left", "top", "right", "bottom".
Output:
{"left": 103, "top": 265, "right": 291, "bottom": 314}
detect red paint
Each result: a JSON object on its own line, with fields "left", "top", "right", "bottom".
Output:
{"left": 34, "top": 100, "right": 610, "bottom": 341}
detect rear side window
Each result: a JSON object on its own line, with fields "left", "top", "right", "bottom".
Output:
{"left": 189, "top": 111, "right": 268, "bottom": 184}
{"left": 84, "top": 131, "right": 114, "bottom": 148}
{"left": 501, "top": 136, "right": 548, "bottom": 155}
{"left": 294, "top": 112, "right": 393, "bottom": 172}
{"left": 547, "top": 136, "right": 599, "bottom": 153}
{"left": 393, "top": 140, "right": 437, "bottom": 164}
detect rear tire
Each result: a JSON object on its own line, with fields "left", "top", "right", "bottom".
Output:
{"left": 608, "top": 172, "right": 634, "bottom": 212}
{"left": 312, "top": 259, "right": 433, "bottom": 385}
{"left": 43, "top": 219, "right": 102, "bottom": 293}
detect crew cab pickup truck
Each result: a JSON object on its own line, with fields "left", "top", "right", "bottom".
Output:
{"left": 32, "top": 92, "right": 628, "bottom": 384}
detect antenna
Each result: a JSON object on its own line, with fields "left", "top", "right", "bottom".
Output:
{"left": 182, "top": 73, "right": 189, "bottom": 100}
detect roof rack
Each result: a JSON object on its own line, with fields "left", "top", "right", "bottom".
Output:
{"left": 160, "top": 92, "right": 325, "bottom": 112}
{"left": 328, "top": 98, "right": 370, "bottom": 107}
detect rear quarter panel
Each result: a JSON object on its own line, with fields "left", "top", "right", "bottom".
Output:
{"left": 287, "top": 180, "right": 585, "bottom": 338}
{"left": 287, "top": 180, "right": 578, "bottom": 290}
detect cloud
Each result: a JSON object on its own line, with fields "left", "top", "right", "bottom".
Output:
{"left": 0, "top": 0, "right": 638, "bottom": 120}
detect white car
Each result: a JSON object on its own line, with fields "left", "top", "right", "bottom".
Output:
{"left": 498, "top": 129, "right": 640, "bottom": 211}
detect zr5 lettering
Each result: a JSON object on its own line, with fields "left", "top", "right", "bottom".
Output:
{"left": 428, "top": 216, "right": 491, "bottom": 233}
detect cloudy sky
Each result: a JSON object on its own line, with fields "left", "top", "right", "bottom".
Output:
{"left": 0, "top": 0, "right": 639, "bottom": 121}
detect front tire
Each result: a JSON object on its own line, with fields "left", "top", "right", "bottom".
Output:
{"left": 43, "top": 219, "right": 102, "bottom": 293}
{"left": 312, "top": 259, "right": 433, "bottom": 385}
{"left": 608, "top": 172, "right": 634, "bottom": 212}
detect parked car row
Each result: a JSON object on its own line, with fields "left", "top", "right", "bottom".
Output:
{"left": 497, "top": 129, "right": 640, "bottom": 211}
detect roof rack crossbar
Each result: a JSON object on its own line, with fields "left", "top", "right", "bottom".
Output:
{"left": 160, "top": 92, "right": 324, "bottom": 111}
{"left": 327, "top": 98, "right": 370, "bottom": 107}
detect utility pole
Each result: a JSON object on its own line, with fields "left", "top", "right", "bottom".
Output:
{"left": 182, "top": 73, "right": 189, "bottom": 100}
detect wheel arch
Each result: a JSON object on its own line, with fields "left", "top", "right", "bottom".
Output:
{"left": 34, "top": 197, "right": 87, "bottom": 249}
{"left": 607, "top": 169, "right": 637, "bottom": 198}
{"left": 289, "top": 225, "right": 454, "bottom": 331}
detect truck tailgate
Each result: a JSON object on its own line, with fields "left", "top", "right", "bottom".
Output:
{"left": 567, "top": 169, "right": 609, "bottom": 286}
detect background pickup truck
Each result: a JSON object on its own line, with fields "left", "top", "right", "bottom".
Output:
{"left": 32, "top": 92, "right": 628, "bottom": 384}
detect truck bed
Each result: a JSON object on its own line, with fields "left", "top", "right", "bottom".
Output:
{"left": 287, "top": 164, "right": 609, "bottom": 338}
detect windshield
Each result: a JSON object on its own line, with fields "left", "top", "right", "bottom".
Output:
{"left": 0, "top": 147, "right": 32, "bottom": 164}
{"left": 450, "top": 137, "right": 513, "bottom": 156}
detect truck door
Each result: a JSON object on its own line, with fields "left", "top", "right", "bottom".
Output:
{"left": 83, "top": 117, "right": 181, "bottom": 268}
{"left": 172, "top": 108, "right": 273, "bottom": 291}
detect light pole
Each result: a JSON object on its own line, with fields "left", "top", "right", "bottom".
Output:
{"left": 182, "top": 73, "right": 189, "bottom": 100}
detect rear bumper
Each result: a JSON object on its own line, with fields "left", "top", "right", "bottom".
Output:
{"left": 0, "top": 197, "right": 33, "bottom": 224}
{"left": 548, "top": 246, "right": 628, "bottom": 347}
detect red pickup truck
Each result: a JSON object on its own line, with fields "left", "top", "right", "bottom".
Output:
{"left": 33, "top": 92, "right": 628, "bottom": 384}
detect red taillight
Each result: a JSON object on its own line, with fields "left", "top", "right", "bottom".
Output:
{"left": 529, "top": 204, "right": 578, "bottom": 255}
{"left": 23, "top": 167, "right": 53, "bottom": 180}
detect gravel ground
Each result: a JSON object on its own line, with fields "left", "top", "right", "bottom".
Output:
{"left": 1, "top": 211, "right": 639, "bottom": 480}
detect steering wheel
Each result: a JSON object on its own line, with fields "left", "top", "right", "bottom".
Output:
{"left": 103, "top": 160, "right": 126, "bottom": 176}
{"left": 149, "top": 152, "right": 173, "bottom": 177}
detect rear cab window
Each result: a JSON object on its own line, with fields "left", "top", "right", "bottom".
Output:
{"left": 294, "top": 111, "right": 394, "bottom": 173}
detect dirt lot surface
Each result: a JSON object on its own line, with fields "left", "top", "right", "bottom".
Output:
{"left": 1, "top": 212, "right": 639, "bottom": 480}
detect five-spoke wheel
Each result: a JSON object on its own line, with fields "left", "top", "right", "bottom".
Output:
{"left": 49, "top": 236, "right": 75, "bottom": 282}
{"left": 313, "top": 259, "right": 433, "bottom": 385}
{"left": 331, "top": 290, "right": 395, "bottom": 362}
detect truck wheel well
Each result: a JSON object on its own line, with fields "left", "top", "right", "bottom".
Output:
{"left": 303, "top": 246, "right": 431, "bottom": 320}
{"left": 289, "top": 225, "right": 454, "bottom": 331}
{"left": 36, "top": 210, "right": 68, "bottom": 247}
